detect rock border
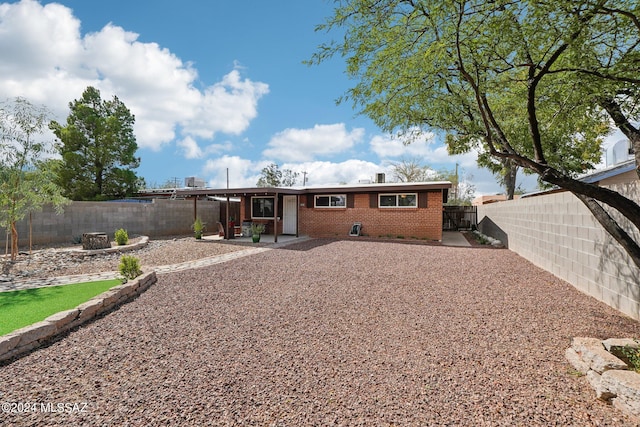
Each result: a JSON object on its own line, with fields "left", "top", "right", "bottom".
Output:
{"left": 68, "top": 235, "right": 149, "bottom": 258}
{"left": 0, "top": 271, "right": 157, "bottom": 364}
{"left": 471, "top": 230, "right": 504, "bottom": 247}
{"left": 566, "top": 337, "right": 640, "bottom": 420}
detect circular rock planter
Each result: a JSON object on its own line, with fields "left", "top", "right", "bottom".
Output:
{"left": 566, "top": 337, "right": 640, "bottom": 420}
{"left": 70, "top": 235, "right": 150, "bottom": 258}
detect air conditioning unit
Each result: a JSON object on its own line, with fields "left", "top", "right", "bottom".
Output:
{"left": 185, "top": 177, "right": 205, "bottom": 188}
{"left": 376, "top": 173, "right": 386, "bottom": 183}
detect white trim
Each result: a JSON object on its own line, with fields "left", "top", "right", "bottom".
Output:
{"left": 314, "top": 194, "right": 347, "bottom": 208}
{"left": 251, "top": 196, "right": 275, "bottom": 219}
{"left": 378, "top": 193, "right": 418, "bottom": 208}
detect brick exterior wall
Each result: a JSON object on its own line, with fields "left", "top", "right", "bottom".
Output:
{"left": 299, "top": 191, "right": 443, "bottom": 240}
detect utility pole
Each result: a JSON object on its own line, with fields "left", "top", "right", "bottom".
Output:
{"left": 302, "top": 171, "right": 308, "bottom": 186}
{"left": 169, "top": 177, "right": 180, "bottom": 188}
{"left": 454, "top": 163, "right": 459, "bottom": 202}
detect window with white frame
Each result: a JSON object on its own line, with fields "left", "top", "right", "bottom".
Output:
{"left": 314, "top": 194, "right": 346, "bottom": 208}
{"left": 379, "top": 193, "right": 417, "bottom": 208}
{"left": 252, "top": 196, "right": 275, "bottom": 218}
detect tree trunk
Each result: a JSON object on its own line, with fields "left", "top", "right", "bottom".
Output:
{"left": 503, "top": 159, "right": 518, "bottom": 200}
{"left": 532, "top": 167, "right": 640, "bottom": 270}
{"left": 10, "top": 221, "right": 18, "bottom": 261}
{"left": 575, "top": 194, "right": 640, "bottom": 269}
{"left": 500, "top": 152, "right": 640, "bottom": 270}
{"left": 542, "top": 171, "right": 640, "bottom": 232}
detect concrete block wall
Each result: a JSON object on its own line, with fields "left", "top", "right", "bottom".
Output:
{"left": 299, "top": 192, "right": 443, "bottom": 240}
{"left": 478, "top": 182, "right": 640, "bottom": 320}
{"left": 11, "top": 199, "right": 220, "bottom": 247}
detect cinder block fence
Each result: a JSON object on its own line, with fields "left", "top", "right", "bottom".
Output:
{"left": 9, "top": 199, "right": 220, "bottom": 247}
{"left": 478, "top": 182, "right": 640, "bottom": 320}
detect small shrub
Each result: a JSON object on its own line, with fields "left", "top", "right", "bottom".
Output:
{"left": 251, "top": 223, "right": 265, "bottom": 235}
{"left": 114, "top": 228, "right": 129, "bottom": 245}
{"left": 622, "top": 340, "right": 640, "bottom": 373}
{"left": 192, "top": 217, "right": 205, "bottom": 239}
{"left": 472, "top": 230, "right": 490, "bottom": 245}
{"left": 72, "top": 235, "right": 82, "bottom": 244}
{"left": 119, "top": 255, "right": 142, "bottom": 282}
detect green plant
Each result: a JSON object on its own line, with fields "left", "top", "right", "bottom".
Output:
{"left": 251, "top": 223, "right": 265, "bottom": 235}
{"left": 622, "top": 341, "right": 640, "bottom": 373}
{"left": 192, "top": 217, "right": 205, "bottom": 239}
{"left": 119, "top": 255, "right": 142, "bottom": 282}
{"left": 472, "top": 231, "right": 490, "bottom": 245}
{"left": 114, "top": 228, "right": 129, "bottom": 245}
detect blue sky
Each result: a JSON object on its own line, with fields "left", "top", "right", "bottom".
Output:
{"left": 2, "top": 0, "right": 608, "bottom": 195}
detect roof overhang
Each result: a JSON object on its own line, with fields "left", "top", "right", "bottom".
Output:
{"left": 138, "top": 181, "right": 452, "bottom": 199}
{"left": 578, "top": 159, "right": 636, "bottom": 184}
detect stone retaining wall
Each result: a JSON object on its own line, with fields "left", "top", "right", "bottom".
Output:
{"left": 0, "top": 271, "right": 157, "bottom": 364}
{"left": 566, "top": 337, "right": 640, "bottom": 420}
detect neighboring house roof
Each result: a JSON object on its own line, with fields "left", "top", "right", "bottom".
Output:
{"left": 472, "top": 194, "right": 521, "bottom": 206}
{"left": 520, "top": 159, "right": 638, "bottom": 199}
{"left": 577, "top": 159, "right": 637, "bottom": 184}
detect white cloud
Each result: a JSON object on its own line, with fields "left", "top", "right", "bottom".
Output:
{"left": 177, "top": 136, "right": 202, "bottom": 159}
{"left": 284, "top": 160, "right": 389, "bottom": 186}
{"left": 178, "top": 136, "right": 233, "bottom": 159}
{"left": 202, "top": 155, "right": 267, "bottom": 188}
{"left": 0, "top": 0, "right": 268, "bottom": 152}
{"left": 202, "top": 156, "right": 390, "bottom": 189}
{"left": 263, "top": 123, "right": 365, "bottom": 162}
{"left": 200, "top": 153, "right": 534, "bottom": 197}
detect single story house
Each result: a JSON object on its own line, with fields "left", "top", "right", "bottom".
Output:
{"left": 164, "top": 181, "right": 451, "bottom": 242}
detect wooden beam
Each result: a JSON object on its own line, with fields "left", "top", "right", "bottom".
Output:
{"left": 274, "top": 192, "right": 279, "bottom": 243}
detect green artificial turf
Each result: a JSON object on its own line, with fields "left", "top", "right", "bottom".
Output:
{"left": 0, "top": 279, "right": 121, "bottom": 336}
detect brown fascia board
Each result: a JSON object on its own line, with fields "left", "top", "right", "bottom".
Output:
{"left": 169, "top": 186, "right": 302, "bottom": 198}
{"left": 143, "top": 182, "right": 452, "bottom": 198}
{"left": 301, "top": 181, "right": 452, "bottom": 194}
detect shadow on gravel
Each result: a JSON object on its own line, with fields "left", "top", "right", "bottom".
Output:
{"left": 274, "top": 238, "right": 337, "bottom": 252}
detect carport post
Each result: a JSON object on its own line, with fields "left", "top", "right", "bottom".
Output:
{"left": 274, "top": 191, "right": 279, "bottom": 243}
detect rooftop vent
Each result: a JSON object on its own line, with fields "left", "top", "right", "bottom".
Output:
{"left": 185, "top": 177, "right": 205, "bottom": 188}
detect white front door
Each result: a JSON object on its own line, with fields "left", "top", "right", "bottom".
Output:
{"left": 283, "top": 195, "right": 297, "bottom": 234}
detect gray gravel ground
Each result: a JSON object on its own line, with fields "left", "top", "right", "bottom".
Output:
{"left": 1, "top": 239, "right": 640, "bottom": 426}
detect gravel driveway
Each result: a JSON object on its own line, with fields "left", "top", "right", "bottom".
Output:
{"left": 1, "top": 239, "right": 639, "bottom": 426}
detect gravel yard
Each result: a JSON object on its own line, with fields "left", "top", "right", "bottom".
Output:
{"left": 1, "top": 236, "right": 250, "bottom": 281}
{"left": 1, "top": 239, "right": 640, "bottom": 425}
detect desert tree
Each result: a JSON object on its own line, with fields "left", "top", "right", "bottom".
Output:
{"left": 389, "top": 158, "right": 433, "bottom": 182}
{"left": 256, "top": 163, "right": 300, "bottom": 187}
{"left": 310, "top": 0, "right": 640, "bottom": 268}
{"left": 0, "top": 98, "right": 68, "bottom": 260}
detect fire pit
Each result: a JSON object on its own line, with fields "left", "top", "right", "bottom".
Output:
{"left": 81, "top": 232, "right": 110, "bottom": 250}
